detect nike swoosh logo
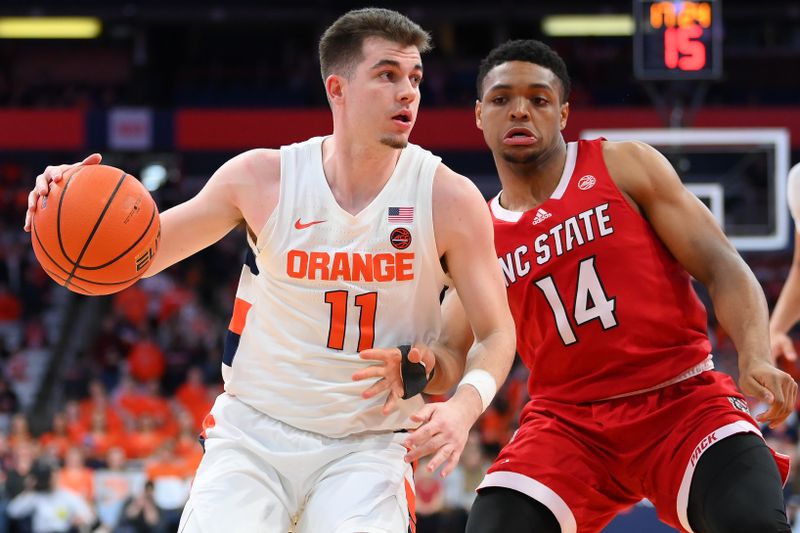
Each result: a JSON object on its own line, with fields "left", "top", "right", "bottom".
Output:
{"left": 294, "top": 218, "right": 326, "bottom": 230}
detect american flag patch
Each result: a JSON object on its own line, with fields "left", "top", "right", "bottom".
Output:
{"left": 388, "top": 206, "right": 414, "bottom": 223}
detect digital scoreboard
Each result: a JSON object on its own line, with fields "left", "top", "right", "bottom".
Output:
{"left": 633, "top": 0, "right": 722, "bottom": 80}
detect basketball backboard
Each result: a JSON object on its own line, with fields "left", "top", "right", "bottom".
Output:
{"left": 580, "top": 128, "right": 791, "bottom": 251}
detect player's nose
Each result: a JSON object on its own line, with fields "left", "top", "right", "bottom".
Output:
{"left": 509, "top": 97, "right": 531, "bottom": 120}
{"left": 397, "top": 78, "right": 417, "bottom": 103}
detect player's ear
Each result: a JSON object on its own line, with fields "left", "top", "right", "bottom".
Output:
{"left": 326, "top": 74, "right": 345, "bottom": 105}
{"left": 475, "top": 99, "right": 483, "bottom": 131}
{"left": 559, "top": 101, "right": 570, "bottom": 131}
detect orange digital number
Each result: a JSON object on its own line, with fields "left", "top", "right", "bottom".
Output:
{"left": 664, "top": 25, "right": 706, "bottom": 71}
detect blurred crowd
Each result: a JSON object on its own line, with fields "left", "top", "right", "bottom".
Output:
{"left": 0, "top": 3, "right": 799, "bottom": 112}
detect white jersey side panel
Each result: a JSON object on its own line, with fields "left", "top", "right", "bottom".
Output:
{"left": 221, "top": 137, "right": 449, "bottom": 437}
{"left": 788, "top": 162, "right": 800, "bottom": 227}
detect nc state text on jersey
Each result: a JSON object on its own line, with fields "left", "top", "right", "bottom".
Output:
{"left": 499, "top": 203, "right": 614, "bottom": 286}
{"left": 286, "top": 250, "right": 414, "bottom": 282}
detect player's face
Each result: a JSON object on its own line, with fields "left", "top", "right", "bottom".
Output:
{"left": 340, "top": 37, "right": 423, "bottom": 149}
{"left": 475, "top": 61, "right": 568, "bottom": 165}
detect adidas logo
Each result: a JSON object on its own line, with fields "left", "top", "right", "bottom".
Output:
{"left": 532, "top": 208, "right": 552, "bottom": 225}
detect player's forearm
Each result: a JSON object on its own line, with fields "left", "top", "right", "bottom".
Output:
{"left": 436, "top": 328, "right": 516, "bottom": 426}
{"left": 424, "top": 327, "right": 515, "bottom": 397}
{"left": 143, "top": 202, "right": 239, "bottom": 277}
{"left": 769, "top": 262, "right": 800, "bottom": 336}
{"left": 708, "top": 263, "right": 772, "bottom": 367}
{"left": 462, "top": 328, "right": 516, "bottom": 393}
{"left": 423, "top": 287, "right": 476, "bottom": 394}
{"left": 424, "top": 340, "right": 466, "bottom": 394}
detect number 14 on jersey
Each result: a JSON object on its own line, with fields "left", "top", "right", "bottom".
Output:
{"left": 534, "top": 257, "right": 618, "bottom": 345}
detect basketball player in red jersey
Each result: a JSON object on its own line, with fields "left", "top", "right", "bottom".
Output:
{"left": 23, "top": 10, "right": 516, "bottom": 532}
{"left": 416, "top": 40, "right": 796, "bottom": 533}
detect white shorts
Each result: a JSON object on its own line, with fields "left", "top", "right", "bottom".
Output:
{"left": 177, "top": 393, "right": 415, "bottom": 533}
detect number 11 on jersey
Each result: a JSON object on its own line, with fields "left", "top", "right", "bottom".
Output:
{"left": 324, "top": 291, "right": 377, "bottom": 352}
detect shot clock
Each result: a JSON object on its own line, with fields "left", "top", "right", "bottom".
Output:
{"left": 633, "top": 0, "right": 722, "bottom": 80}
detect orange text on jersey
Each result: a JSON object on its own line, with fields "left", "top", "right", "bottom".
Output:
{"left": 286, "top": 250, "right": 415, "bottom": 282}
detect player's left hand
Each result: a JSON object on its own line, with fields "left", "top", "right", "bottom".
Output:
{"left": 353, "top": 345, "right": 435, "bottom": 415}
{"left": 401, "top": 389, "right": 480, "bottom": 478}
{"left": 770, "top": 331, "right": 798, "bottom": 362}
{"left": 739, "top": 359, "right": 798, "bottom": 428}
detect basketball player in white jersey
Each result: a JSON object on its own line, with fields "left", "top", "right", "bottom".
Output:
{"left": 770, "top": 162, "right": 800, "bottom": 362}
{"left": 24, "top": 8, "right": 516, "bottom": 533}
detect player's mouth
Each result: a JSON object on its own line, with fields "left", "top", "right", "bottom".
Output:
{"left": 503, "top": 127, "right": 537, "bottom": 145}
{"left": 392, "top": 110, "right": 413, "bottom": 129}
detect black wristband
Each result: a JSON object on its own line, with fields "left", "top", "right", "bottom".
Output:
{"left": 399, "top": 344, "right": 432, "bottom": 399}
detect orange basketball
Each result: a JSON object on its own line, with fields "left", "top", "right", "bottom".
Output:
{"left": 30, "top": 164, "right": 161, "bottom": 296}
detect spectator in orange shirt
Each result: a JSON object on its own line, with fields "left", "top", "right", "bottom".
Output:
{"left": 82, "top": 410, "right": 122, "bottom": 466}
{"left": 56, "top": 446, "right": 94, "bottom": 503}
{"left": 157, "top": 281, "right": 193, "bottom": 324}
{"left": 174, "top": 366, "right": 214, "bottom": 430}
{"left": 79, "top": 380, "right": 124, "bottom": 434}
{"left": 127, "top": 340, "right": 166, "bottom": 384}
{"left": 117, "top": 379, "right": 172, "bottom": 427}
{"left": 124, "top": 415, "right": 166, "bottom": 460}
{"left": 7, "top": 413, "right": 33, "bottom": 449}
{"left": 62, "top": 400, "right": 88, "bottom": 443}
{"left": 144, "top": 442, "right": 192, "bottom": 533}
{"left": 113, "top": 285, "right": 149, "bottom": 329}
{"left": 173, "top": 410, "right": 203, "bottom": 473}
{"left": 38, "top": 412, "right": 72, "bottom": 461}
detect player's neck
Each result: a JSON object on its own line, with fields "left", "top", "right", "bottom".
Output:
{"left": 495, "top": 139, "right": 567, "bottom": 211}
{"left": 321, "top": 135, "right": 402, "bottom": 215}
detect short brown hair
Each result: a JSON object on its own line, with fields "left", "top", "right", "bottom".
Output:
{"left": 318, "top": 8, "right": 431, "bottom": 80}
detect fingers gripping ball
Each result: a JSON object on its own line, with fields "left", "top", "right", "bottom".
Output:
{"left": 30, "top": 165, "right": 161, "bottom": 295}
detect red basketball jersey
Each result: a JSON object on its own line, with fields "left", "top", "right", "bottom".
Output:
{"left": 490, "top": 139, "right": 712, "bottom": 403}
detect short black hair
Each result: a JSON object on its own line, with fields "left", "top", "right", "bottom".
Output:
{"left": 476, "top": 39, "right": 571, "bottom": 102}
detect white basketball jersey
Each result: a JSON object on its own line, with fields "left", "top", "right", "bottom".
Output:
{"left": 788, "top": 162, "right": 800, "bottom": 226}
{"left": 221, "top": 137, "right": 449, "bottom": 438}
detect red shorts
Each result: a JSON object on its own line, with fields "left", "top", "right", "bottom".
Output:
{"left": 479, "top": 371, "right": 790, "bottom": 533}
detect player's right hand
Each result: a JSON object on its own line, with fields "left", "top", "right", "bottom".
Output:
{"left": 770, "top": 332, "right": 798, "bottom": 362}
{"left": 739, "top": 359, "right": 797, "bottom": 428}
{"left": 24, "top": 153, "right": 102, "bottom": 232}
{"left": 402, "top": 385, "right": 481, "bottom": 478}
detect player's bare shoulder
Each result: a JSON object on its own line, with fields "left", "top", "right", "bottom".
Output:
{"left": 432, "top": 163, "right": 488, "bottom": 221}
{"left": 215, "top": 148, "right": 282, "bottom": 237}
{"left": 602, "top": 140, "right": 660, "bottom": 182}
{"left": 601, "top": 139, "right": 677, "bottom": 208}
{"left": 431, "top": 163, "right": 493, "bottom": 258}
{"left": 216, "top": 148, "right": 281, "bottom": 193}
